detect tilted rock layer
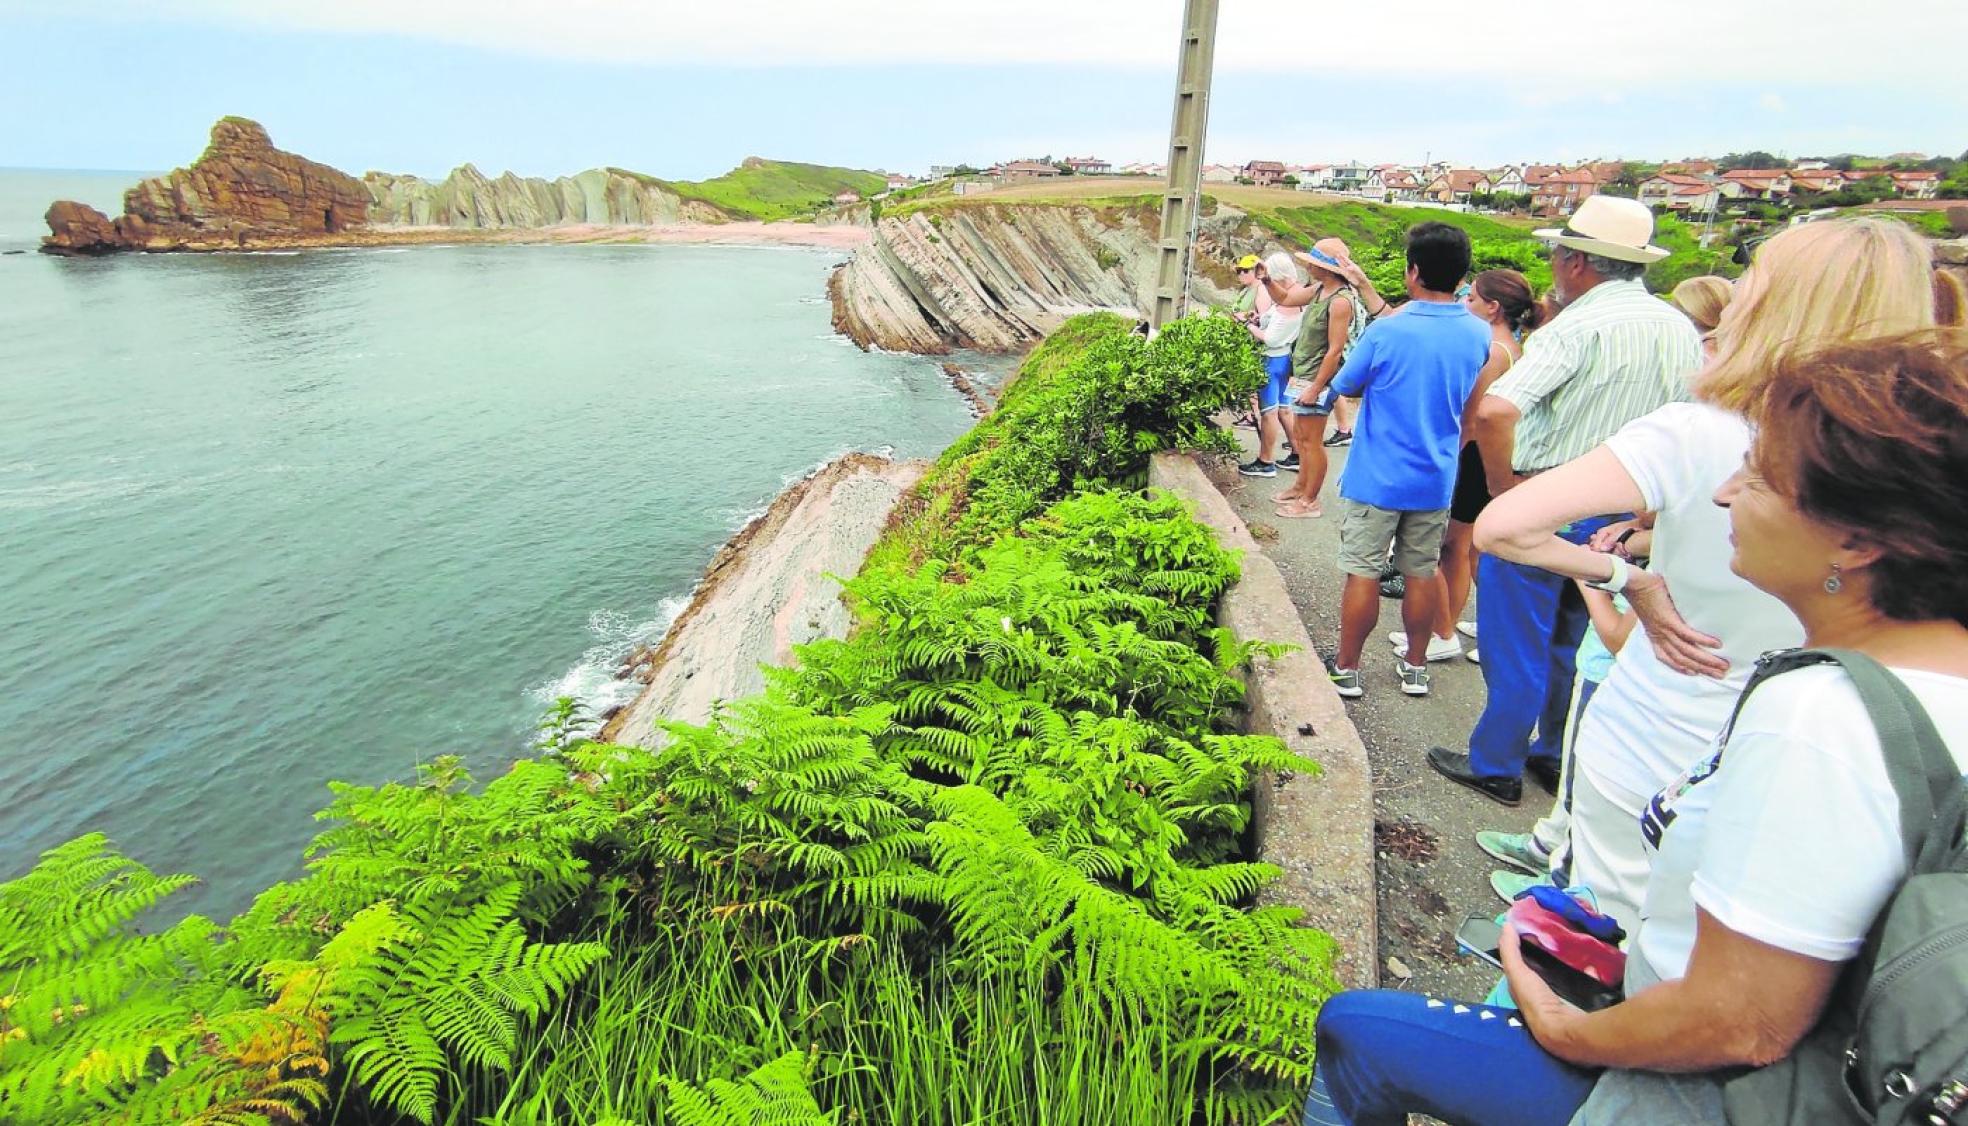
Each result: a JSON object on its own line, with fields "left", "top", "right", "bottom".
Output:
{"left": 363, "top": 166, "right": 725, "bottom": 229}
{"left": 43, "top": 117, "right": 375, "bottom": 253}
{"left": 42, "top": 116, "right": 736, "bottom": 254}
{"left": 829, "top": 204, "right": 1237, "bottom": 354}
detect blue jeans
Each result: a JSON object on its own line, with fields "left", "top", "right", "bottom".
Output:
{"left": 1467, "top": 516, "right": 1618, "bottom": 780}
{"left": 1304, "top": 990, "right": 1599, "bottom": 1126}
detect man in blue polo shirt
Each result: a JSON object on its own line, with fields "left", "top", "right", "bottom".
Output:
{"left": 1326, "top": 222, "right": 1489, "bottom": 699}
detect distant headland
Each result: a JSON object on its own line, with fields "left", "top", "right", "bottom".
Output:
{"left": 40, "top": 116, "right": 881, "bottom": 255}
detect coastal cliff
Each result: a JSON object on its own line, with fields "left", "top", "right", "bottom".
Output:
{"left": 44, "top": 117, "right": 372, "bottom": 253}
{"left": 600, "top": 453, "right": 927, "bottom": 748}
{"left": 41, "top": 118, "right": 881, "bottom": 255}
{"left": 363, "top": 165, "right": 724, "bottom": 228}
{"left": 829, "top": 203, "right": 1238, "bottom": 354}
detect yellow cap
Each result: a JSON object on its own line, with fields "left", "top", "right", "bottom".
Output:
{"left": 1236, "top": 254, "right": 1260, "bottom": 270}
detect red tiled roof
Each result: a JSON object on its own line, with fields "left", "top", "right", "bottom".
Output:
{"left": 1541, "top": 169, "right": 1598, "bottom": 185}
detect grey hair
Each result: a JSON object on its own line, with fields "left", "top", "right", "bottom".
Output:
{"left": 1558, "top": 245, "right": 1647, "bottom": 281}
{"left": 1263, "top": 250, "right": 1301, "bottom": 286}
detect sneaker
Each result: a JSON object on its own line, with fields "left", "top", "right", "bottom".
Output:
{"left": 1456, "top": 620, "right": 1478, "bottom": 641}
{"left": 1397, "top": 659, "right": 1430, "bottom": 697}
{"left": 1465, "top": 647, "right": 1480, "bottom": 665}
{"left": 1475, "top": 830, "right": 1551, "bottom": 876}
{"left": 1277, "top": 451, "right": 1301, "bottom": 471}
{"left": 1379, "top": 575, "right": 1406, "bottom": 600}
{"left": 1387, "top": 631, "right": 1464, "bottom": 663}
{"left": 1327, "top": 662, "right": 1363, "bottom": 699}
{"left": 1323, "top": 429, "right": 1353, "bottom": 447}
{"left": 1238, "top": 458, "right": 1278, "bottom": 478}
{"left": 1491, "top": 870, "right": 1555, "bottom": 906}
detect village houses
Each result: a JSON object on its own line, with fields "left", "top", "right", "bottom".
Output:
{"left": 1242, "top": 160, "right": 1288, "bottom": 187}
{"left": 1423, "top": 169, "right": 1492, "bottom": 205}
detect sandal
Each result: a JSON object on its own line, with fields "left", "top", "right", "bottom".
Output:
{"left": 1274, "top": 501, "right": 1324, "bottom": 519}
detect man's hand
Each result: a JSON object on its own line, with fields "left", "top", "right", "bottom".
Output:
{"left": 1623, "top": 567, "right": 1728, "bottom": 678}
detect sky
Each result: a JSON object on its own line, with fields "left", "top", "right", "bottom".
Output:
{"left": 2, "top": 0, "right": 1964, "bottom": 180}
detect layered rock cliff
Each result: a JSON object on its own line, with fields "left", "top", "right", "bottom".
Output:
{"left": 363, "top": 165, "right": 726, "bottom": 229}
{"left": 44, "top": 117, "right": 372, "bottom": 253}
{"left": 40, "top": 117, "right": 861, "bottom": 254}
{"left": 829, "top": 203, "right": 1239, "bottom": 354}
{"left": 600, "top": 453, "right": 927, "bottom": 749}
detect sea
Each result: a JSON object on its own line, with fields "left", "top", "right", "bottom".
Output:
{"left": 0, "top": 169, "right": 989, "bottom": 918}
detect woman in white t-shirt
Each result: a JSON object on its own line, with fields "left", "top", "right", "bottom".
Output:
{"left": 1470, "top": 218, "right": 1939, "bottom": 930}
{"left": 1301, "top": 330, "right": 1968, "bottom": 1126}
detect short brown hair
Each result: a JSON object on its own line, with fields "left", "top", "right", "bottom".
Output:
{"left": 1746, "top": 330, "right": 1968, "bottom": 626}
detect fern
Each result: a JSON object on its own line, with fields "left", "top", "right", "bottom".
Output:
{"left": 661, "top": 1051, "right": 836, "bottom": 1126}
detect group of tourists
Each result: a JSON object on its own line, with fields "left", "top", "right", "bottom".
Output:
{"left": 1223, "top": 197, "right": 1968, "bottom": 1125}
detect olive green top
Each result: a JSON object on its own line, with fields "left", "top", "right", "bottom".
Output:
{"left": 1290, "top": 283, "right": 1363, "bottom": 380}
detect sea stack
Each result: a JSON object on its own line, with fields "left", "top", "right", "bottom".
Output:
{"left": 40, "top": 116, "right": 372, "bottom": 254}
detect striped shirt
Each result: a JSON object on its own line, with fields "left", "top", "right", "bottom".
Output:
{"left": 1487, "top": 279, "right": 1702, "bottom": 472}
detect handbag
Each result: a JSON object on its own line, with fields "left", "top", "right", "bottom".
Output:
{"left": 1721, "top": 649, "right": 1968, "bottom": 1126}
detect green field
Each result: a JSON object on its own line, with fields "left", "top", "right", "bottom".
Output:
{"left": 642, "top": 157, "right": 888, "bottom": 222}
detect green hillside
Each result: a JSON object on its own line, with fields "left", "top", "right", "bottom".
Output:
{"left": 648, "top": 157, "right": 887, "bottom": 222}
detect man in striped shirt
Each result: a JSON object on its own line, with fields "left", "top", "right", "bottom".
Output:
{"left": 1426, "top": 197, "right": 1702, "bottom": 805}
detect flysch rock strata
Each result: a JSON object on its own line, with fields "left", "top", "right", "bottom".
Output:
{"left": 829, "top": 203, "right": 1237, "bottom": 354}
{"left": 599, "top": 453, "right": 927, "bottom": 749}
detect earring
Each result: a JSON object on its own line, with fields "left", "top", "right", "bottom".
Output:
{"left": 1824, "top": 563, "right": 1844, "bottom": 595}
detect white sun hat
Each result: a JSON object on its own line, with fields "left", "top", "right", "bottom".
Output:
{"left": 1534, "top": 195, "right": 1670, "bottom": 264}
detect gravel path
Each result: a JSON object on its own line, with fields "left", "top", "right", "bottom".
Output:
{"left": 1211, "top": 433, "right": 1545, "bottom": 1000}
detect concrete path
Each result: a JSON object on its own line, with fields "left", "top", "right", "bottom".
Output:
{"left": 1210, "top": 431, "right": 1545, "bottom": 1000}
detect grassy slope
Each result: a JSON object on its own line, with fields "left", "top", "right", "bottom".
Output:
{"left": 891, "top": 178, "right": 1742, "bottom": 293}
{"left": 640, "top": 158, "right": 887, "bottom": 222}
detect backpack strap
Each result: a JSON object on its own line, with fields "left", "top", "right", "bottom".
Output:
{"left": 1812, "top": 648, "right": 1966, "bottom": 875}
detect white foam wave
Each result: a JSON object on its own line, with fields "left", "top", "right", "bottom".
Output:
{"left": 528, "top": 595, "right": 690, "bottom": 736}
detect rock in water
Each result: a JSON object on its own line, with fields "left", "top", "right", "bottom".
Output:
{"left": 42, "top": 201, "right": 122, "bottom": 255}
{"left": 40, "top": 116, "right": 372, "bottom": 254}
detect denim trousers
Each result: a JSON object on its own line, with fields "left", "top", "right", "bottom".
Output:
{"left": 1303, "top": 990, "right": 1599, "bottom": 1126}
{"left": 1466, "top": 515, "right": 1618, "bottom": 779}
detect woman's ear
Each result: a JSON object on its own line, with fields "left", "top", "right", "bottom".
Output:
{"left": 1836, "top": 536, "right": 1889, "bottom": 574}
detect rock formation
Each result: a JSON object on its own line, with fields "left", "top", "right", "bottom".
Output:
{"left": 829, "top": 204, "right": 1237, "bottom": 354}
{"left": 41, "top": 201, "right": 123, "bottom": 255}
{"left": 363, "top": 165, "right": 726, "bottom": 229}
{"left": 600, "top": 453, "right": 927, "bottom": 749}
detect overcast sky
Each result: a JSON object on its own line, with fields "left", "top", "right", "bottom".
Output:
{"left": 4, "top": 0, "right": 1963, "bottom": 179}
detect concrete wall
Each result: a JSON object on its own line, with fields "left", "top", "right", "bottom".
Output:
{"left": 1150, "top": 452, "right": 1380, "bottom": 991}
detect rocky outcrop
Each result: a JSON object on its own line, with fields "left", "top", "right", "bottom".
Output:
{"left": 39, "top": 115, "right": 808, "bottom": 254}
{"left": 42, "top": 201, "right": 122, "bottom": 255}
{"left": 599, "top": 453, "right": 927, "bottom": 749}
{"left": 829, "top": 203, "right": 1238, "bottom": 354}
{"left": 363, "top": 166, "right": 727, "bottom": 229}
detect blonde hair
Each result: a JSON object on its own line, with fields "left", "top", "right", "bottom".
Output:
{"left": 1670, "top": 275, "right": 1732, "bottom": 333}
{"left": 1935, "top": 269, "right": 1966, "bottom": 327}
{"left": 1697, "top": 219, "right": 1934, "bottom": 412}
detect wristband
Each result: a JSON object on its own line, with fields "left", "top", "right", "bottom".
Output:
{"left": 1586, "top": 554, "right": 1631, "bottom": 594}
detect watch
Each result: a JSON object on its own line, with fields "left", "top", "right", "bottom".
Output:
{"left": 1587, "top": 554, "right": 1631, "bottom": 594}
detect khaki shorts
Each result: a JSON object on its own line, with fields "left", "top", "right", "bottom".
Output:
{"left": 1336, "top": 498, "right": 1450, "bottom": 579}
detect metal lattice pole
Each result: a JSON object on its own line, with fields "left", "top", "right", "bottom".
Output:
{"left": 1149, "top": 0, "right": 1220, "bottom": 333}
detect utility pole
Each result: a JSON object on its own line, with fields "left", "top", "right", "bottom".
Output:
{"left": 1149, "top": 0, "right": 1220, "bottom": 333}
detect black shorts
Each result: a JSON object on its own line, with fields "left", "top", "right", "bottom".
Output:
{"left": 1449, "top": 442, "right": 1490, "bottom": 525}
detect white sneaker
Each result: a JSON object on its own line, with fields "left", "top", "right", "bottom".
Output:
{"left": 1386, "top": 631, "right": 1463, "bottom": 663}
{"left": 1466, "top": 647, "right": 1481, "bottom": 664}
{"left": 1397, "top": 659, "right": 1430, "bottom": 696}
{"left": 1456, "top": 621, "right": 1478, "bottom": 640}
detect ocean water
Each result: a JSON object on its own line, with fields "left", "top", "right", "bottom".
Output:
{"left": 0, "top": 169, "right": 985, "bottom": 917}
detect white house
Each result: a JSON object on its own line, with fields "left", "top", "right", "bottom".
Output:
{"left": 1201, "top": 164, "right": 1239, "bottom": 183}
{"left": 1489, "top": 166, "right": 1528, "bottom": 196}
{"left": 1891, "top": 171, "right": 1942, "bottom": 199}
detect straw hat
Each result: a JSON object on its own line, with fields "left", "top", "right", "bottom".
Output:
{"left": 1293, "top": 237, "right": 1352, "bottom": 276}
{"left": 1534, "top": 196, "right": 1670, "bottom": 264}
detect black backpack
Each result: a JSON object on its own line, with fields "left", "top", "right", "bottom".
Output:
{"left": 1721, "top": 649, "right": 1968, "bottom": 1126}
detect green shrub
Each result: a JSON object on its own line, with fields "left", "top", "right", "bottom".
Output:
{"left": 3, "top": 317, "right": 1329, "bottom": 1126}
